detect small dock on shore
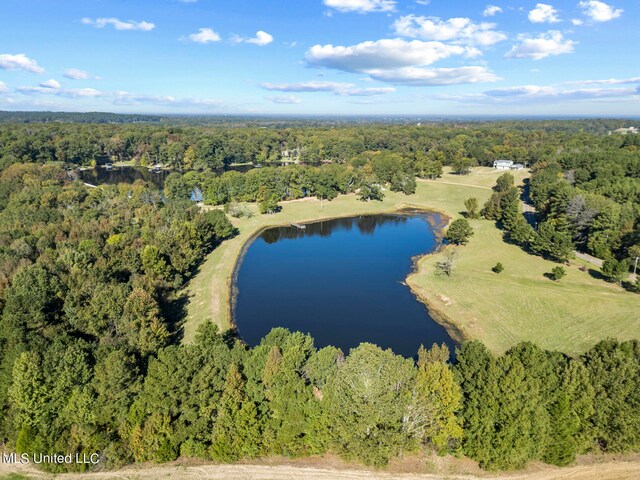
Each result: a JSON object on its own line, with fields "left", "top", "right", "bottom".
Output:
{"left": 291, "top": 223, "right": 306, "bottom": 230}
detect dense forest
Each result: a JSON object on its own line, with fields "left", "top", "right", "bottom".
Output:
{"left": 0, "top": 118, "right": 639, "bottom": 473}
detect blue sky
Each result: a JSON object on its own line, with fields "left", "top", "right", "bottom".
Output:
{"left": 0, "top": 0, "right": 638, "bottom": 115}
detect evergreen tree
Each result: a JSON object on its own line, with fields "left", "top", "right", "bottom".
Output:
{"left": 210, "top": 364, "right": 261, "bottom": 461}
{"left": 446, "top": 219, "right": 474, "bottom": 245}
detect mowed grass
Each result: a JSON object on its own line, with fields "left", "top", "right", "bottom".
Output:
{"left": 182, "top": 167, "right": 640, "bottom": 355}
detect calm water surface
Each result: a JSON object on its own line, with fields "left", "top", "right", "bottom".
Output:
{"left": 233, "top": 213, "right": 456, "bottom": 358}
{"left": 78, "top": 166, "right": 168, "bottom": 188}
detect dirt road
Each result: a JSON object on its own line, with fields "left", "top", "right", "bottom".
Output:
{"left": 4, "top": 459, "right": 640, "bottom": 480}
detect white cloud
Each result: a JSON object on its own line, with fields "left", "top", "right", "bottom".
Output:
{"left": 393, "top": 15, "right": 507, "bottom": 46}
{"left": 483, "top": 5, "right": 503, "bottom": 17}
{"left": 266, "top": 95, "right": 302, "bottom": 104}
{"left": 232, "top": 31, "right": 273, "bottom": 46}
{"left": 262, "top": 81, "right": 349, "bottom": 93}
{"left": 435, "top": 83, "right": 639, "bottom": 106}
{"left": 0, "top": 81, "right": 8, "bottom": 93}
{"left": 565, "top": 77, "right": 640, "bottom": 86}
{"left": 39, "top": 79, "right": 61, "bottom": 89}
{"left": 506, "top": 31, "right": 575, "bottom": 60}
{"left": 528, "top": 4, "right": 561, "bottom": 23}
{"left": 304, "top": 38, "right": 499, "bottom": 87}
{"left": 483, "top": 84, "right": 636, "bottom": 101}
{"left": 323, "top": 0, "right": 396, "bottom": 14}
{"left": 367, "top": 66, "right": 501, "bottom": 86}
{"left": 81, "top": 17, "right": 155, "bottom": 31}
{"left": 18, "top": 86, "right": 104, "bottom": 97}
{"left": 186, "top": 28, "right": 221, "bottom": 44}
{"left": 578, "top": 1, "right": 622, "bottom": 22}
{"left": 63, "top": 68, "right": 93, "bottom": 80}
{"left": 15, "top": 84, "right": 226, "bottom": 109}
{"left": 571, "top": 18, "right": 584, "bottom": 25}
{"left": 342, "top": 87, "right": 396, "bottom": 96}
{"left": 261, "top": 81, "right": 395, "bottom": 96}
{"left": 0, "top": 53, "right": 45, "bottom": 74}
{"left": 305, "top": 39, "right": 470, "bottom": 73}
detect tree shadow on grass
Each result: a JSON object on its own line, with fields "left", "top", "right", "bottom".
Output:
{"left": 587, "top": 268, "right": 606, "bottom": 281}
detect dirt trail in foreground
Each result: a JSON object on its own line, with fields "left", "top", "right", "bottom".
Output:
{"left": 3, "top": 460, "right": 640, "bottom": 480}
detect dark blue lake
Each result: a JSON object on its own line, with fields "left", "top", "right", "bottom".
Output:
{"left": 233, "top": 213, "right": 456, "bottom": 358}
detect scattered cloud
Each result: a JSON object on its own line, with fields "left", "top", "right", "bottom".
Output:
{"left": 81, "top": 17, "right": 155, "bottom": 31}
{"left": 506, "top": 31, "right": 575, "bottom": 60}
{"left": 571, "top": 18, "right": 584, "bottom": 25}
{"left": 186, "top": 28, "right": 221, "bottom": 44}
{"left": 483, "top": 85, "right": 636, "bottom": 102}
{"left": 343, "top": 87, "right": 397, "bottom": 96}
{"left": 0, "top": 53, "right": 45, "bottom": 74}
{"left": 63, "top": 68, "right": 94, "bottom": 80}
{"left": 565, "top": 77, "right": 640, "bottom": 86}
{"left": 232, "top": 31, "right": 274, "bottom": 46}
{"left": 14, "top": 84, "right": 226, "bottom": 109}
{"left": 483, "top": 5, "right": 503, "bottom": 17}
{"left": 266, "top": 95, "right": 302, "bottom": 104}
{"left": 305, "top": 39, "right": 472, "bottom": 73}
{"left": 416, "top": 0, "right": 430, "bottom": 5}
{"left": 434, "top": 81, "right": 639, "bottom": 105}
{"left": 578, "top": 1, "right": 622, "bottom": 22}
{"left": 0, "top": 81, "right": 8, "bottom": 93}
{"left": 323, "top": 0, "right": 396, "bottom": 14}
{"left": 17, "top": 86, "right": 103, "bottom": 97}
{"left": 39, "top": 79, "right": 61, "bottom": 89}
{"left": 366, "top": 66, "right": 501, "bottom": 86}
{"left": 392, "top": 15, "right": 507, "bottom": 46}
{"left": 261, "top": 81, "right": 395, "bottom": 96}
{"left": 528, "top": 4, "right": 561, "bottom": 24}
{"left": 262, "top": 81, "right": 352, "bottom": 92}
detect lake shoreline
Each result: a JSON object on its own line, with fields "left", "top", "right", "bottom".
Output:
{"left": 227, "top": 205, "right": 467, "bottom": 354}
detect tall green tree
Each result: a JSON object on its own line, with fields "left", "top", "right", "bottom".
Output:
{"left": 325, "top": 343, "right": 415, "bottom": 466}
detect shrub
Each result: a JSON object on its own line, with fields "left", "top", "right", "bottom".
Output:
{"left": 492, "top": 262, "right": 504, "bottom": 274}
{"left": 548, "top": 266, "right": 566, "bottom": 281}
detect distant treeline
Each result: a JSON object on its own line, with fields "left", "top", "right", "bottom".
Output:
{"left": 2, "top": 119, "right": 639, "bottom": 171}
{"left": 0, "top": 111, "right": 162, "bottom": 124}
{"left": 0, "top": 162, "right": 639, "bottom": 473}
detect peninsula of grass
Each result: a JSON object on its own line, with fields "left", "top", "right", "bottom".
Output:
{"left": 182, "top": 167, "right": 640, "bottom": 355}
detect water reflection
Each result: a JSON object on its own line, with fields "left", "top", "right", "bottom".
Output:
{"left": 261, "top": 215, "right": 408, "bottom": 244}
{"left": 234, "top": 213, "right": 456, "bottom": 359}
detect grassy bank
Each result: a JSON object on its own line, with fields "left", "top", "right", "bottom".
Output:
{"left": 182, "top": 167, "right": 640, "bottom": 355}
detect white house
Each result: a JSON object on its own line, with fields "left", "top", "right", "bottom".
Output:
{"left": 493, "top": 159, "right": 513, "bottom": 170}
{"left": 612, "top": 127, "right": 639, "bottom": 135}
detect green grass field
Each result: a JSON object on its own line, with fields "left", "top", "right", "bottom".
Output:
{"left": 182, "top": 167, "right": 640, "bottom": 355}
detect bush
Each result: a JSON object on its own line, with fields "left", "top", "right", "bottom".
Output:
{"left": 492, "top": 262, "right": 504, "bottom": 274}
{"left": 548, "top": 266, "right": 566, "bottom": 281}
{"left": 259, "top": 195, "right": 281, "bottom": 214}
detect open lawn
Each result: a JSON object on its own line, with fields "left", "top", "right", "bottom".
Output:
{"left": 182, "top": 167, "right": 639, "bottom": 355}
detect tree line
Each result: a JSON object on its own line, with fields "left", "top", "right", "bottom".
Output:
{"left": 3, "top": 120, "right": 637, "bottom": 172}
